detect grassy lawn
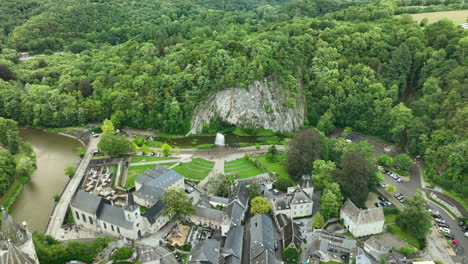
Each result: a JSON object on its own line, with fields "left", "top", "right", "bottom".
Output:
{"left": 125, "top": 164, "right": 158, "bottom": 189}
{"left": 386, "top": 224, "right": 421, "bottom": 249}
{"left": 385, "top": 213, "right": 397, "bottom": 224}
{"left": 398, "top": 10, "right": 468, "bottom": 23}
{"left": 172, "top": 158, "right": 214, "bottom": 180}
{"left": 256, "top": 155, "right": 295, "bottom": 183}
{"left": 224, "top": 158, "right": 266, "bottom": 179}
{"left": 130, "top": 156, "right": 178, "bottom": 163}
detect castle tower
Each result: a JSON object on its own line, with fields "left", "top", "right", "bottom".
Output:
{"left": 299, "top": 175, "right": 314, "bottom": 199}
{"left": 1, "top": 210, "right": 39, "bottom": 263}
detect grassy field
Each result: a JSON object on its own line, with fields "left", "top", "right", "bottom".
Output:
{"left": 172, "top": 158, "right": 214, "bottom": 180}
{"left": 399, "top": 10, "right": 468, "bottom": 23}
{"left": 384, "top": 213, "right": 398, "bottom": 224}
{"left": 224, "top": 158, "right": 266, "bottom": 179}
{"left": 129, "top": 156, "right": 178, "bottom": 163}
{"left": 386, "top": 224, "right": 421, "bottom": 249}
{"left": 256, "top": 155, "right": 295, "bottom": 183}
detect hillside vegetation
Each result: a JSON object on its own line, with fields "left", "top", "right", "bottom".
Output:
{"left": 0, "top": 0, "right": 466, "bottom": 197}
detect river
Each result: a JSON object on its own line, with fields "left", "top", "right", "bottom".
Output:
{"left": 10, "top": 128, "right": 82, "bottom": 232}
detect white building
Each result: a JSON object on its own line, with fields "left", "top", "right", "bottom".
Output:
{"left": 0, "top": 211, "right": 39, "bottom": 264}
{"left": 271, "top": 176, "right": 313, "bottom": 218}
{"left": 340, "top": 199, "right": 384, "bottom": 237}
{"left": 70, "top": 166, "right": 184, "bottom": 240}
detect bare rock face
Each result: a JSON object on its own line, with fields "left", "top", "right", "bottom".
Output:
{"left": 187, "top": 78, "right": 305, "bottom": 135}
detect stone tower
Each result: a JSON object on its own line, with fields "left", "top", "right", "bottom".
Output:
{"left": 0, "top": 210, "right": 39, "bottom": 263}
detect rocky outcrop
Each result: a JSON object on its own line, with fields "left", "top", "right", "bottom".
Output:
{"left": 187, "top": 78, "right": 305, "bottom": 135}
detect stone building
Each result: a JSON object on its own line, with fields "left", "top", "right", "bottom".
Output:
{"left": 0, "top": 211, "right": 39, "bottom": 263}
{"left": 272, "top": 176, "right": 314, "bottom": 218}
{"left": 340, "top": 199, "right": 384, "bottom": 237}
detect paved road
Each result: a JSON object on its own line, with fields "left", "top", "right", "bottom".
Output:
{"left": 45, "top": 137, "right": 99, "bottom": 237}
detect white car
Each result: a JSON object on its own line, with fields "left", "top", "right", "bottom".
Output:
{"left": 439, "top": 227, "right": 450, "bottom": 233}
{"left": 428, "top": 208, "right": 439, "bottom": 215}
{"left": 396, "top": 177, "right": 402, "bottom": 183}
{"left": 345, "top": 139, "right": 352, "bottom": 143}
{"left": 435, "top": 218, "right": 446, "bottom": 224}
{"left": 380, "top": 182, "right": 388, "bottom": 188}
{"left": 465, "top": 232, "right": 468, "bottom": 237}
{"left": 378, "top": 166, "right": 383, "bottom": 170}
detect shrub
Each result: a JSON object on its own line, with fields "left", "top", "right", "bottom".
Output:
{"left": 110, "top": 247, "right": 134, "bottom": 261}
{"left": 274, "top": 178, "right": 295, "bottom": 191}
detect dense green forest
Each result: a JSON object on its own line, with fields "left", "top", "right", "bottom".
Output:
{"left": 0, "top": 0, "right": 466, "bottom": 197}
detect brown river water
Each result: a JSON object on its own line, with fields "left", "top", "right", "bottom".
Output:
{"left": 10, "top": 128, "right": 82, "bottom": 232}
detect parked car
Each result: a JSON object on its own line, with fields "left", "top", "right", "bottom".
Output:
{"left": 458, "top": 220, "right": 465, "bottom": 226}
{"left": 383, "top": 169, "right": 389, "bottom": 174}
{"left": 432, "top": 214, "right": 442, "bottom": 218}
{"left": 345, "top": 139, "right": 352, "bottom": 143}
{"left": 378, "top": 166, "right": 383, "bottom": 170}
{"left": 437, "top": 223, "right": 449, "bottom": 228}
{"left": 375, "top": 202, "right": 381, "bottom": 207}
{"left": 378, "top": 196, "right": 386, "bottom": 201}
{"left": 380, "top": 182, "right": 388, "bottom": 188}
{"left": 444, "top": 233, "right": 455, "bottom": 240}
{"left": 438, "top": 227, "right": 451, "bottom": 233}
{"left": 465, "top": 232, "right": 468, "bottom": 238}
{"left": 394, "top": 193, "right": 403, "bottom": 198}
{"left": 384, "top": 201, "right": 393, "bottom": 206}
{"left": 435, "top": 218, "right": 446, "bottom": 224}
{"left": 92, "top": 133, "right": 100, "bottom": 138}
{"left": 398, "top": 198, "right": 405, "bottom": 203}
{"left": 295, "top": 221, "right": 304, "bottom": 226}
{"left": 396, "top": 177, "right": 402, "bottom": 183}
{"left": 461, "top": 225, "right": 468, "bottom": 232}
{"left": 428, "top": 208, "right": 439, "bottom": 215}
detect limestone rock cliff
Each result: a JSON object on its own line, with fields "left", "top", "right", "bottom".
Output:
{"left": 187, "top": 78, "right": 305, "bottom": 135}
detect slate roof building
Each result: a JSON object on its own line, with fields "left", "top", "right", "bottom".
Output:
{"left": 0, "top": 211, "right": 39, "bottom": 264}
{"left": 312, "top": 233, "right": 357, "bottom": 261}
{"left": 272, "top": 176, "right": 313, "bottom": 218}
{"left": 340, "top": 199, "right": 384, "bottom": 237}
{"left": 225, "top": 182, "right": 249, "bottom": 229}
{"left": 188, "top": 239, "right": 221, "bottom": 264}
{"left": 221, "top": 225, "right": 244, "bottom": 264}
{"left": 134, "top": 167, "right": 184, "bottom": 208}
{"left": 249, "top": 214, "right": 280, "bottom": 264}
{"left": 71, "top": 191, "right": 141, "bottom": 239}
{"left": 274, "top": 213, "right": 302, "bottom": 249}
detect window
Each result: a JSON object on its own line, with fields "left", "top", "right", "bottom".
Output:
{"left": 111, "top": 225, "right": 115, "bottom": 232}
{"left": 117, "top": 227, "right": 120, "bottom": 234}
{"left": 82, "top": 214, "right": 87, "bottom": 223}
{"left": 75, "top": 211, "right": 80, "bottom": 220}
{"left": 89, "top": 217, "right": 93, "bottom": 225}
{"left": 103, "top": 223, "right": 107, "bottom": 229}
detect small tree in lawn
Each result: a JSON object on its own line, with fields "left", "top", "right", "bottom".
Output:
{"left": 101, "top": 119, "right": 115, "bottom": 135}
{"left": 283, "top": 246, "right": 301, "bottom": 264}
{"left": 162, "top": 187, "right": 194, "bottom": 223}
{"left": 313, "top": 212, "right": 325, "bottom": 229}
{"left": 386, "top": 184, "right": 397, "bottom": 194}
{"left": 132, "top": 143, "right": 140, "bottom": 153}
{"left": 161, "top": 143, "right": 172, "bottom": 156}
{"left": 250, "top": 196, "right": 271, "bottom": 215}
{"left": 396, "top": 190, "right": 432, "bottom": 239}
{"left": 141, "top": 144, "right": 150, "bottom": 154}
{"left": 377, "top": 154, "right": 394, "bottom": 167}
{"left": 395, "top": 154, "right": 413, "bottom": 170}
{"left": 64, "top": 165, "right": 76, "bottom": 178}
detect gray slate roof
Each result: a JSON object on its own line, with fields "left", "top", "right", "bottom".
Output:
{"left": 143, "top": 200, "right": 165, "bottom": 225}
{"left": 229, "top": 182, "right": 249, "bottom": 208}
{"left": 70, "top": 190, "right": 102, "bottom": 215}
{"left": 193, "top": 206, "right": 224, "bottom": 223}
{"left": 1, "top": 211, "right": 28, "bottom": 246}
{"left": 341, "top": 199, "right": 384, "bottom": 225}
{"left": 72, "top": 190, "right": 133, "bottom": 230}
{"left": 226, "top": 202, "right": 244, "bottom": 226}
{"left": 134, "top": 169, "right": 183, "bottom": 204}
{"left": 0, "top": 241, "right": 35, "bottom": 264}
{"left": 250, "top": 214, "right": 276, "bottom": 262}
{"left": 290, "top": 189, "right": 312, "bottom": 204}
{"left": 208, "top": 195, "right": 229, "bottom": 205}
{"left": 274, "top": 213, "right": 301, "bottom": 248}
{"left": 188, "top": 239, "right": 220, "bottom": 264}
{"left": 299, "top": 175, "right": 313, "bottom": 189}
{"left": 222, "top": 225, "right": 244, "bottom": 264}
{"left": 96, "top": 202, "right": 133, "bottom": 230}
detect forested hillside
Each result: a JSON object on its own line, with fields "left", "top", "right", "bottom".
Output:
{"left": 0, "top": 0, "right": 466, "bottom": 196}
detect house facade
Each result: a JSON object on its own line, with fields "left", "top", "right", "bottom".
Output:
{"left": 272, "top": 176, "right": 314, "bottom": 218}
{"left": 340, "top": 199, "right": 385, "bottom": 237}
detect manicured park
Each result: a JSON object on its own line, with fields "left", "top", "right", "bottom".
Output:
{"left": 172, "top": 158, "right": 215, "bottom": 180}
{"left": 129, "top": 156, "right": 178, "bottom": 163}
{"left": 125, "top": 162, "right": 177, "bottom": 188}
{"left": 224, "top": 158, "right": 266, "bottom": 179}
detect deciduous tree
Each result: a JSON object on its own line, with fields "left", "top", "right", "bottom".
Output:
{"left": 162, "top": 187, "right": 194, "bottom": 222}
{"left": 287, "top": 128, "right": 323, "bottom": 181}
{"left": 395, "top": 154, "right": 413, "bottom": 171}
{"left": 311, "top": 160, "right": 336, "bottom": 190}
{"left": 283, "top": 246, "right": 301, "bottom": 264}
{"left": 319, "top": 183, "right": 343, "bottom": 219}
{"left": 312, "top": 212, "right": 325, "bottom": 228}
{"left": 396, "top": 190, "right": 432, "bottom": 239}
{"left": 98, "top": 134, "right": 132, "bottom": 156}
{"left": 101, "top": 119, "right": 115, "bottom": 135}
{"left": 250, "top": 196, "right": 271, "bottom": 215}
{"left": 161, "top": 143, "right": 172, "bottom": 156}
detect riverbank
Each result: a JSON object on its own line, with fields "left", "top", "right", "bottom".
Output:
{"left": 0, "top": 141, "right": 36, "bottom": 211}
